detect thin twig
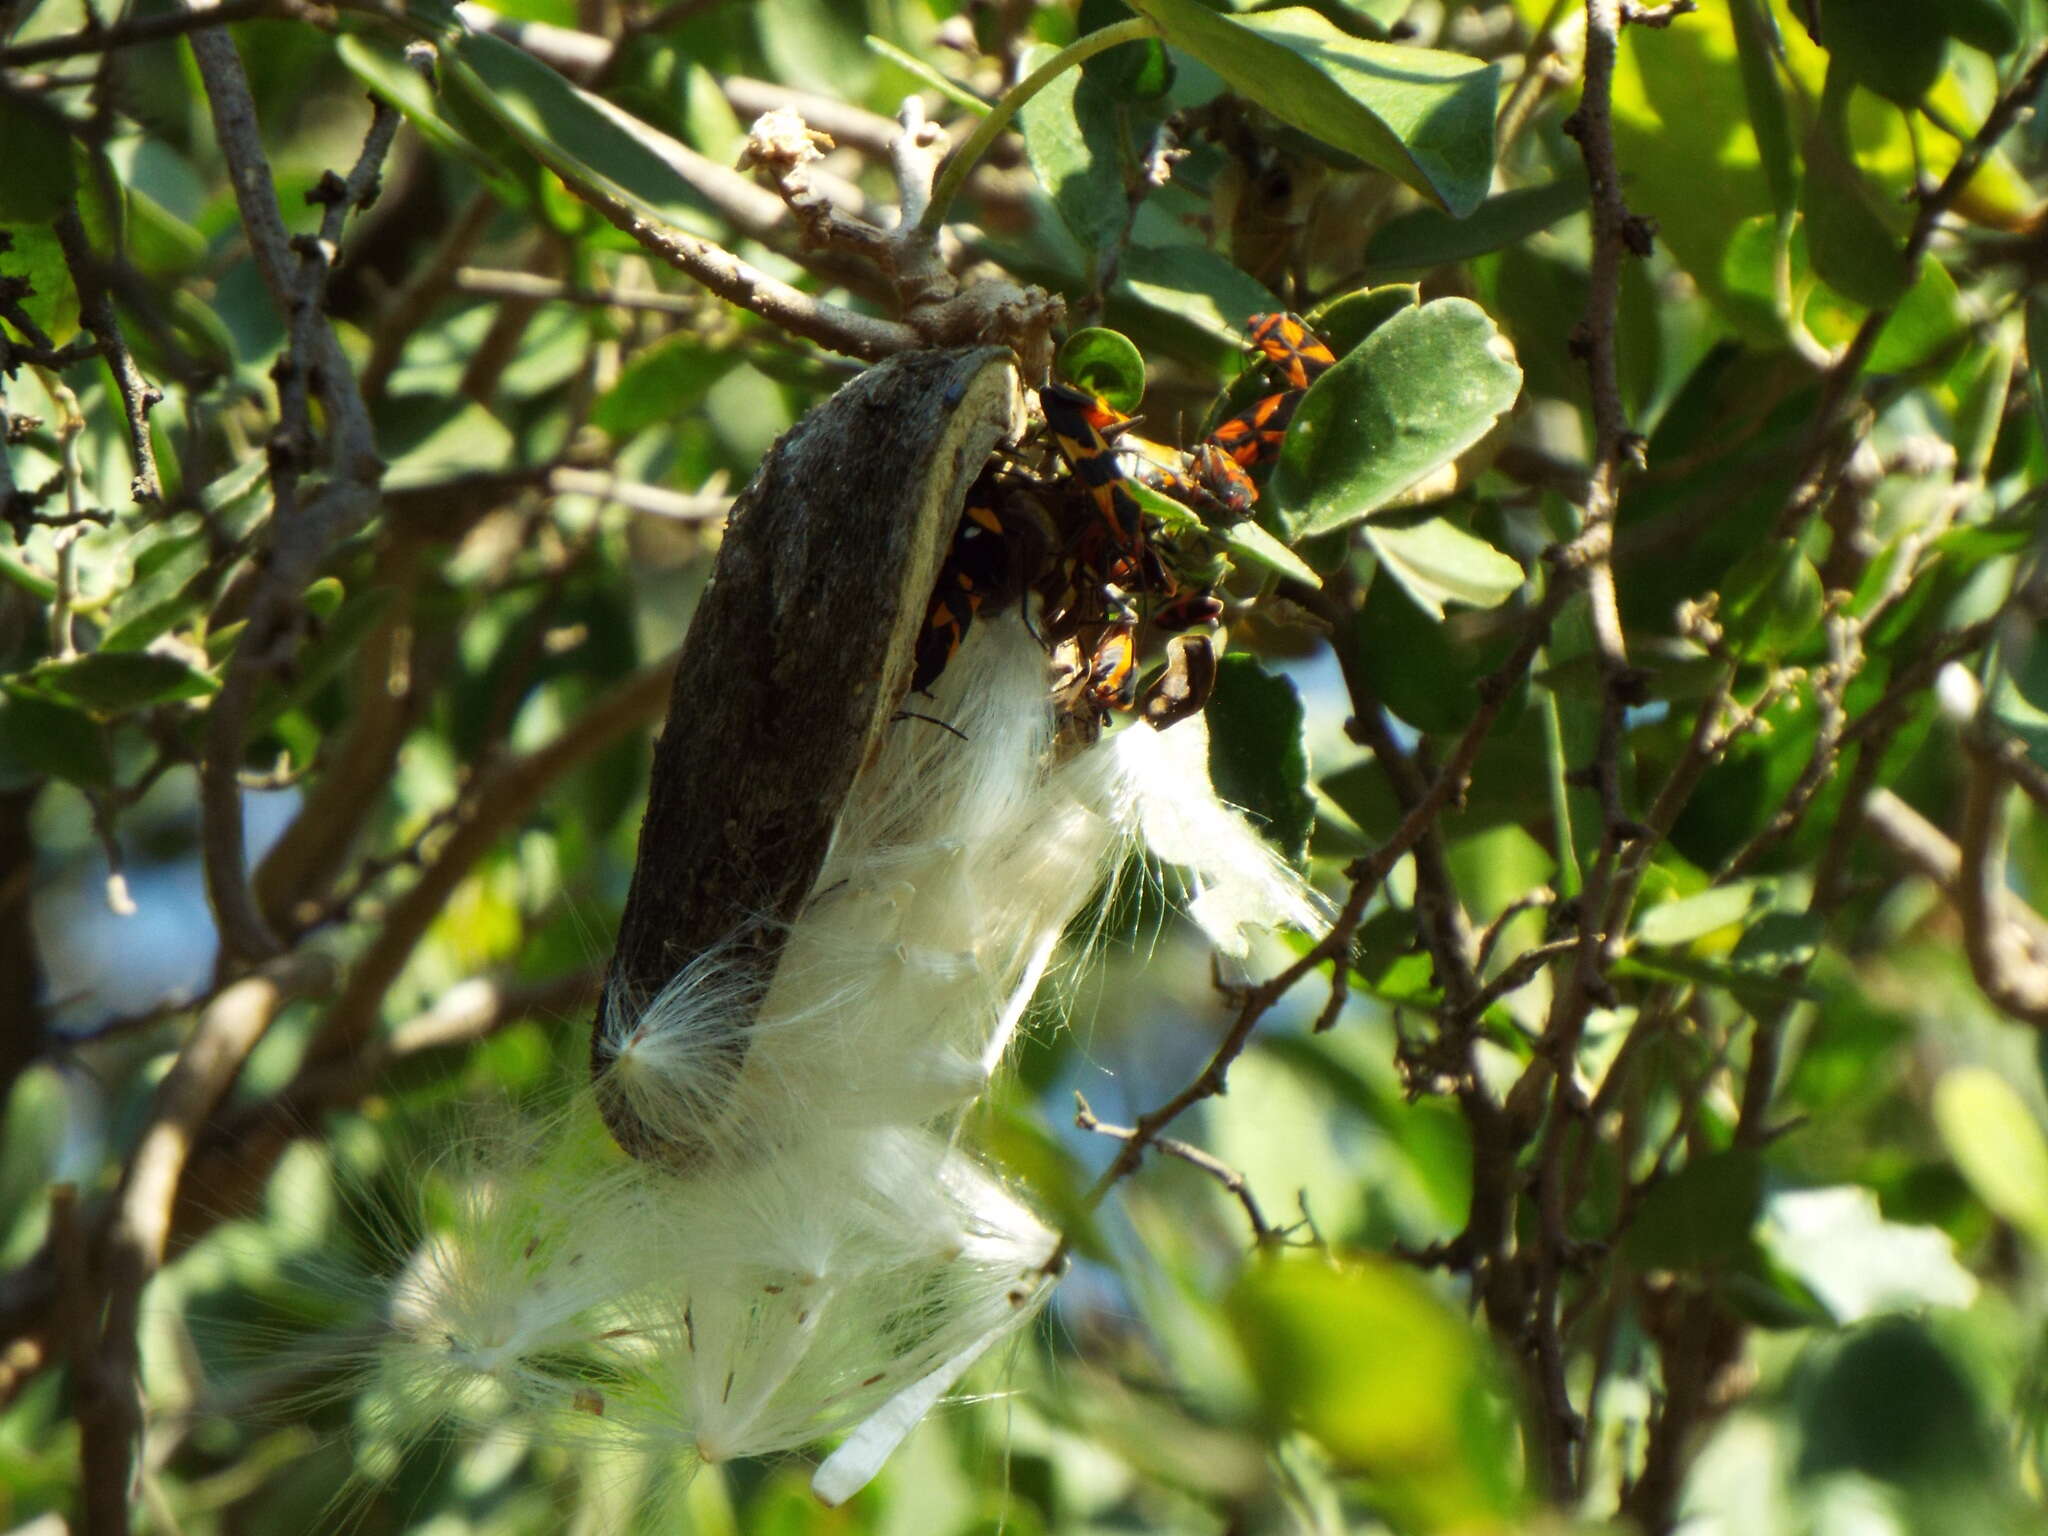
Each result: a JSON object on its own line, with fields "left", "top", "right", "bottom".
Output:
{"left": 1776, "top": 42, "right": 2048, "bottom": 540}
{"left": 1075, "top": 1094, "right": 1273, "bottom": 1245}
{"left": 542, "top": 163, "right": 922, "bottom": 361}
{"left": 0, "top": 0, "right": 325, "bottom": 66}
{"left": 188, "top": 35, "right": 394, "bottom": 962}
{"left": 50, "top": 208, "right": 161, "bottom": 506}
{"left": 455, "top": 267, "right": 712, "bottom": 315}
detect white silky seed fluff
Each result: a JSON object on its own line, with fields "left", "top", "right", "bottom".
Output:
{"left": 367, "top": 614, "right": 1322, "bottom": 1511}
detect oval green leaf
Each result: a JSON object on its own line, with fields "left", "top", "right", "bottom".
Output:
{"left": 1266, "top": 298, "right": 1522, "bottom": 542}
{"left": 1933, "top": 1066, "right": 2048, "bottom": 1251}
{"left": 25, "top": 651, "right": 217, "bottom": 714}
{"left": 1800, "top": 66, "right": 1909, "bottom": 308}
{"left": 1020, "top": 42, "right": 1131, "bottom": 266}
{"left": 1363, "top": 516, "right": 1524, "bottom": 620}
{"left": 1634, "top": 881, "right": 1765, "bottom": 948}
{"left": 1126, "top": 1, "right": 1499, "bottom": 216}
{"left": 1206, "top": 654, "right": 1313, "bottom": 865}
{"left": 1118, "top": 242, "right": 1280, "bottom": 349}
{"left": 1218, "top": 516, "right": 1321, "bottom": 588}
{"left": 1624, "top": 1148, "right": 1764, "bottom": 1272}
{"left": 1057, "top": 327, "right": 1146, "bottom": 411}
{"left": 1227, "top": 1255, "right": 1520, "bottom": 1528}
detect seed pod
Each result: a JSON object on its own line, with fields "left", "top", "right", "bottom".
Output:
{"left": 594, "top": 347, "right": 1024, "bottom": 1167}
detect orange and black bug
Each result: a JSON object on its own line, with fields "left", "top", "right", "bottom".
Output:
{"left": 1039, "top": 383, "right": 1148, "bottom": 559}
{"left": 1246, "top": 312, "right": 1336, "bottom": 391}
{"left": 1188, "top": 442, "right": 1256, "bottom": 518}
{"left": 911, "top": 475, "right": 1052, "bottom": 696}
{"left": 1150, "top": 582, "right": 1224, "bottom": 634}
{"left": 1210, "top": 388, "right": 1300, "bottom": 471}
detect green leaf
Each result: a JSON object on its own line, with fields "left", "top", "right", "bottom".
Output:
{"left": 1624, "top": 1148, "right": 1764, "bottom": 1271}
{"left": 1989, "top": 673, "right": 2048, "bottom": 774}
{"left": 1080, "top": 0, "right": 1173, "bottom": 97}
{"left": 1759, "top": 1185, "right": 1977, "bottom": 1322}
{"left": 99, "top": 531, "right": 212, "bottom": 653}
{"left": 1719, "top": 539, "right": 1824, "bottom": 661}
{"left": 0, "top": 96, "right": 78, "bottom": 223}
{"left": 1932, "top": 1066, "right": 2048, "bottom": 1250}
{"left": 754, "top": 0, "right": 874, "bottom": 100}
{"left": 1729, "top": 0, "right": 1797, "bottom": 217}
{"left": 1820, "top": 0, "right": 1948, "bottom": 104}
{"left": 1056, "top": 327, "right": 1146, "bottom": 411}
{"left": 677, "top": 60, "right": 749, "bottom": 162}
{"left": 1859, "top": 248, "right": 1963, "bottom": 371}
{"left": 1800, "top": 65, "right": 1910, "bottom": 308}
{"left": 444, "top": 32, "right": 721, "bottom": 236}
{"left": 1118, "top": 242, "right": 1279, "bottom": 348}
{"left": 1216, "top": 516, "right": 1321, "bottom": 588}
{"left": 2029, "top": 291, "right": 2048, "bottom": 456}
{"left": 1205, "top": 283, "right": 1417, "bottom": 438}
{"left": 1266, "top": 299, "right": 1522, "bottom": 541}
{"left": 1354, "top": 566, "right": 1518, "bottom": 734}
{"left": 0, "top": 221, "right": 78, "bottom": 345}
{"left": 1364, "top": 515, "right": 1524, "bottom": 620}
{"left": 1206, "top": 654, "right": 1313, "bottom": 865}
{"left": 0, "top": 549, "right": 56, "bottom": 603}
{"left": 1364, "top": 178, "right": 1588, "bottom": 271}
{"left": 1797, "top": 1318, "right": 2001, "bottom": 1484}
{"left": 1634, "top": 882, "right": 1766, "bottom": 948}
{"left": 1122, "top": 472, "right": 1201, "bottom": 536}
{"left": 864, "top": 36, "right": 991, "bottom": 117}
{"left": 1227, "top": 1256, "right": 1519, "bottom": 1528}
{"left": 337, "top": 35, "right": 525, "bottom": 204}
{"left": 1935, "top": 0, "right": 2019, "bottom": 55}
{"left": 1727, "top": 909, "right": 1823, "bottom": 974}
{"left": 591, "top": 332, "right": 740, "bottom": 438}
{"left": 1308, "top": 283, "right": 1419, "bottom": 355}
{"left": 0, "top": 688, "right": 112, "bottom": 790}
{"left": 384, "top": 400, "right": 517, "bottom": 489}
{"left": 1950, "top": 315, "right": 2018, "bottom": 482}
{"left": 23, "top": 651, "right": 217, "bottom": 714}
{"left": 1020, "top": 41, "right": 1133, "bottom": 267}
{"left": 304, "top": 577, "right": 345, "bottom": 621}
{"left": 1126, "top": 1, "right": 1499, "bottom": 216}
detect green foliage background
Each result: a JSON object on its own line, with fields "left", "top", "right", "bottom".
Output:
{"left": 4, "top": 0, "right": 2048, "bottom": 1532}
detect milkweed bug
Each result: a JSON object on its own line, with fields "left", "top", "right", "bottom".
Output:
{"left": 1246, "top": 312, "right": 1336, "bottom": 391}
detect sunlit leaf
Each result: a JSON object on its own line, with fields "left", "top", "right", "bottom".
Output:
{"left": 1365, "top": 515, "right": 1525, "bottom": 619}
{"left": 1126, "top": 1, "right": 1499, "bottom": 216}
{"left": 1933, "top": 1067, "right": 2048, "bottom": 1251}
{"left": 1056, "top": 327, "right": 1146, "bottom": 411}
{"left": 1266, "top": 299, "right": 1522, "bottom": 541}
{"left": 1635, "top": 881, "right": 1766, "bottom": 949}
{"left": 1759, "top": 1185, "right": 1977, "bottom": 1321}
{"left": 1227, "top": 1255, "right": 1520, "bottom": 1528}
{"left": 1020, "top": 41, "right": 1131, "bottom": 267}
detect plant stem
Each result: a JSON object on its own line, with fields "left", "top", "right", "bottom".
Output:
{"left": 916, "top": 17, "right": 1159, "bottom": 238}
